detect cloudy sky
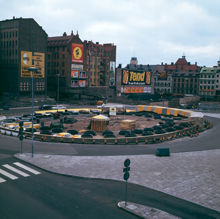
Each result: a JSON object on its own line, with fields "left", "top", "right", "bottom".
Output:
{"left": 1, "top": 0, "right": 220, "bottom": 67}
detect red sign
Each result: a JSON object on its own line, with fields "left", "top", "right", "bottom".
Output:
{"left": 72, "top": 44, "right": 83, "bottom": 63}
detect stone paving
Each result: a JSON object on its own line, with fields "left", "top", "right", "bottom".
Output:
{"left": 15, "top": 149, "right": 220, "bottom": 213}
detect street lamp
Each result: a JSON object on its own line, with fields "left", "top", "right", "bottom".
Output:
{"left": 28, "top": 66, "right": 38, "bottom": 158}
{"left": 56, "top": 74, "right": 60, "bottom": 105}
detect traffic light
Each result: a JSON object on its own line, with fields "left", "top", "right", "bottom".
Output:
{"left": 19, "top": 121, "right": 24, "bottom": 141}
{"left": 123, "top": 159, "right": 130, "bottom": 181}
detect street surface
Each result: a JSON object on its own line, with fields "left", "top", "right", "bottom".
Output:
{"left": 0, "top": 110, "right": 219, "bottom": 218}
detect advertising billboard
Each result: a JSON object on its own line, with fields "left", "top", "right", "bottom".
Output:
{"left": 20, "top": 51, "right": 32, "bottom": 77}
{"left": 121, "top": 86, "right": 152, "bottom": 94}
{"left": 122, "top": 70, "right": 151, "bottom": 85}
{"left": 72, "top": 43, "right": 83, "bottom": 63}
{"left": 79, "top": 80, "right": 86, "bottom": 87}
{"left": 71, "top": 80, "right": 79, "bottom": 88}
{"left": 32, "top": 52, "right": 45, "bottom": 78}
{"left": 71, "top": 70, "right": 79, "bottom": 78}
{"left": 71, "top": 64, "right": 83, "bottom": 70}
{"left": 20, "top": 51, "right": 45, "bottom": 78}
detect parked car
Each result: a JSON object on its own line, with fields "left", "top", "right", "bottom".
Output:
{"left": 39, "top": 105, "right": 53, "bottom": 110}
{"left": 52, "top": 105, "right": 67, "bottom": 110}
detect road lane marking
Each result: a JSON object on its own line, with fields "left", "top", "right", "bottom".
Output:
{"left": 0, "top": 177, "right": 6, "bottom": 183}
{"left": 0, "top": 169, "right": 18, "bottom": 180}
{"left": 3, "top": 164, "right": 30, "bottom": 177}
{"left": 13, "top": 162, "right": 41, "bottom": 175}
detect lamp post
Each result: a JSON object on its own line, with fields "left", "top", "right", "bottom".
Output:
{"left": 28, "top": 67, "right": 38, "bottom": 158}
{"left": 57, "top": 74, "right": 60, "bottom": 105}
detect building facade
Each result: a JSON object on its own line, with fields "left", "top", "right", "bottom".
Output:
{"left": 153, "top": 65, "right": 172, "bottom": 96}
{"left": 0, "top": 17, "right": 47, "bottom": 96}
{"left": 199, "top": 60, "right": 220, "bottom": 99}
{"left": 166, "top": 56, "right": 200, "bottom": 96}
{"left": 83, "top": 41, "right": 116, "bottom": 87}
{"left": 47, "top": 31, "right": 86, "bottom": 98}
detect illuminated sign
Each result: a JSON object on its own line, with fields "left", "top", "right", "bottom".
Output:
{"left": 72, "top": 44, "right": 83, "bottom": 63}
{"left": 20, "top": 51, "right": 45, "bottom": 78}
{"left": 122, "top": 70, "right": 151, "bottom": 85}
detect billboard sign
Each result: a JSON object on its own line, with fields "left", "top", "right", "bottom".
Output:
{"left": 71, "top": 80, "right": 79, "bottom": 87}
{"left": 71, "top": 64, "right": 83, "bottom": 70}
{"left": 122, "top": 70, "right": 151, "bottom": 85}
{"left": 121, "top": 86, "right": 152, "bottom": 94}
{"left": 21, "top": 51, "right": 45, "bottom": 78}
{"left": 71, "top": 70, "right": 79, "bottom": 78}
{"left": 72, "top": 43, "right": 83, "bottom": 63}
{"left": 79, "top": 80, "right": 86, "bottom": 87}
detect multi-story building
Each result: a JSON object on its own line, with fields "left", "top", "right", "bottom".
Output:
{"left": 83, "top": 41, "right": 116, "bottom": 88}
{"left": 199, "top": 60, "right": 220, "bottom": 99}
{"left": 165, "top": 56, "right": 200, "bottom": 95}
{"left": 116, "top": 57, "right": 155, "bottom": 97}
{"left": 0, "top": 17, "right": 47, "bottom": 96}
{"left": 153, "top": 65, "right": 172, "bottom": 96}
{"left": 47, "top": 31, "right": 86, "bottom": 98}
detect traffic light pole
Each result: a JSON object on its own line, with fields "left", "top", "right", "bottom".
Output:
{"left": 123, "top": 158, "right": 130, "bottom": 207}
{"left": 31, "top": 73, "right": 34, "bottom": 158}
{"left": 125, "top": 179, "right": 128, "bottom": 206}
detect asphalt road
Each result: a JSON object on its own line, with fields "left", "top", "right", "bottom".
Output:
{"left": 0, "top": 157, "right": 219, "bottom": 219}
{"left": 0, "top": 112, "right": 220, "bottom": 218}
{"left": 0, "top": 116, "right": 219, "bottom": 157}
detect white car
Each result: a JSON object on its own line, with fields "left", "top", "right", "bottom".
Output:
{"left": 52, "top": 105, "right": 67, "bottom": 110}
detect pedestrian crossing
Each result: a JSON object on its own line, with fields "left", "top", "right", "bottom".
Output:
{"left": 0, "top": 162, "right": 41, "bottom": 184}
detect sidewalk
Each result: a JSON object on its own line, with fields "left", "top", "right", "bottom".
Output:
{"left": 15, "top": 149, "right": 220, "bottom": 218}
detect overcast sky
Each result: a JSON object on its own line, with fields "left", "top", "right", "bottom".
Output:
{"left": 1, "top": 0, "right": 220, "bottom": 67}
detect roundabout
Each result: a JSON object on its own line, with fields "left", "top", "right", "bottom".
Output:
{"left": 0, "top": 104, "right": 213, "bottom": 145}
{"left": 0, "top": 105, "right": 219, "bottom": 218}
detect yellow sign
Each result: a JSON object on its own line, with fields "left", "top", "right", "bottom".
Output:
{"left": 20, "top": 51, "right": 32, "bottom": 77}
{"left": 129, "top": 71, "right": 145, "bottom": 82}
{"left": 32, "top": 52, "right": 45, "bottom": 78}
{"left": 20, "top": 51, "right": 45, "bottom": 78}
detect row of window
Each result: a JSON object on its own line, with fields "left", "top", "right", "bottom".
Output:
{"left": 0, "top": 31, "right": 18, "bottom": 39}
{"left": 173, "top": 78, "right": 198, "bottom": 82}
{"left": 0, "top": 40, "right": 18, "bottom": 48}
{"left": 19, "top": 82, "right": 45, "bottom": 91}
{"left": 154, "top": 82, "right": 171, "bottom": 87}
{"left": 200, "top": 74, "right": 220, "bottom": 78}
{"left": 200, "top": 85, "right": 218, "bottom": 89}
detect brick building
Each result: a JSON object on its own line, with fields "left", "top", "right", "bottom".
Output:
{"left": 83, "top": 41, "right": 116, "bottom": 87}
{"left": 47, "top": 31, "right": 86, "bottom": 98}
{"left": 0, "top": 17, "right": 47, "bottom": 96}
{"left": 166, "top": 56, "right": 200, "bottom": 95}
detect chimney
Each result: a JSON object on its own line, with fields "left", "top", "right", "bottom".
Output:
{"left": 63, "top": 32, "right": 67, "bottom": 37}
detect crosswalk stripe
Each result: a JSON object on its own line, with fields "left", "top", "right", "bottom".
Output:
{"left": 13, "top": 162, "right": 41, "bottom": 175}
{"left": 0, "top": 177, "right": 6, "bottom": 183}
{"left": 3, "top": 164, "right": 30, "bottom": 177}
{"left": 0, "top": 169, "right": 18, "bottom": 180}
